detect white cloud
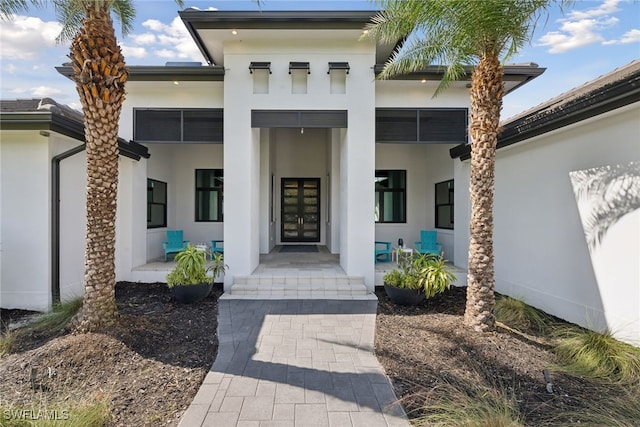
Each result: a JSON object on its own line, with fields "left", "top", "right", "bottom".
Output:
{"left": 10, "top": 87, "right": 28, "bottom": 95}
{"left": 32, "top": 86, "right": 64, "bottom": 97}
{"left": 141, "top": 19, "right": 165, "bottom": 33}
{"left": 537, "top": 1, "right": 624, "bottom": 53}
{"left": 127, "top": 16, "right": 203, "bottom": 63}
{"left": 155, "top": 49, "right": 177, "bottom": 59}
{"left": 603, "top": 28, "right": 640, "bottom": 45}
{"left": 121, "top": 44, "right": 148, "bottom": 59}
{"left": 620, "top": 28, "right": 640, "bottom": 43}
{"left": 11, "top": 85, "right": 63, "bottom": 98}
{"left": 4, "top": 64, "right": 17, "bottom": 73}
{"left": 0, "top": 15, "right": 62, "bottom": 60}
{"left": 132, "top": 33, "right": 157, "bottom": 45}
{"left": 567, "top": 0, "right": 621, "bottom": 19}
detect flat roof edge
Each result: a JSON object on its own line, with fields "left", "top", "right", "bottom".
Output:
{"left": 55, "top": 65, "right": 225, "bottom": 82}
{"left": 179, "top": 10, "right": 378, "bottom": 28}
{"left": 450, "top": 76, "right": 640, "bottom": 161}
{"left": 374, "top": 64, "right": 546, "bottom": 82}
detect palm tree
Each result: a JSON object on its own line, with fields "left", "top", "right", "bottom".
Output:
{"left": 0, "top": 0, "right": 182, "bottom": 332}
{"left": 366, "top": 0, "right": 570, "bottom": 331}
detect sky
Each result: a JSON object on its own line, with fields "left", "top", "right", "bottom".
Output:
{"left": 0, "top": 0, "right": 638, "bottom": 120}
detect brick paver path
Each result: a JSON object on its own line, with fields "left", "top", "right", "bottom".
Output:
{"left": 178, "top": 299, "right": 409, "bottom": 427}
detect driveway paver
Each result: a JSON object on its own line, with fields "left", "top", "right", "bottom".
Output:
{"left": 178, "top": 299, "right": 409, "bottom": 427}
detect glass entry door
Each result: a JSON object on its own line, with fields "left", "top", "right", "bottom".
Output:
{"left": 281, "top": 178, "right": 320, "bottom": 242}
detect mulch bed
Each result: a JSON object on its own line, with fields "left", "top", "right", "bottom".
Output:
{"left": 1, "top": 283, "right": 635, "bottom": 426}
{"left": 374, "top": 286, "right": 634, "bottom": 425}
{"left": 1, "top": 282, "right": 220, "bottom": 427}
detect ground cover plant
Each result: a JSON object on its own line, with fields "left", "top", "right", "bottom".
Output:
{"left": 1, "top": 283, "right": 638, "bottom": 426}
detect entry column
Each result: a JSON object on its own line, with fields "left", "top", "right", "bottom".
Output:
{"left": 224, "top": 109, "right": 261, "bottom": 291}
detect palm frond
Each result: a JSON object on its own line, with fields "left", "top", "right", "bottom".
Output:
{"left": 570, "top": 162, "right": 640, "bottom": 249}
{"left": 367, "top": 0, "right": 570, "bottom": 93}
{"left": 0, "top": 0, "right": 43, "bottom": 20}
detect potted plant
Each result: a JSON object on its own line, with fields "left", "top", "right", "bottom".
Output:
{"left": 382, "top": 252, "right": 456, "bottom": 306}
{"left": 209, "top": 252, "right": 228, "bottom": 284}
{"left": 166, "top": 245, "right": 228, "bottom": 303}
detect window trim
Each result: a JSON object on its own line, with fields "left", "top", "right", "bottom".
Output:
{"left": 375, "top": 169, "right": 407, "bottom": 224}
{"left": 147, "top": 178, "right": 167, "bottom": 229}
{"left": 195, "top": 169, "right": 224, "bottom": 223}
{"left": 435, "top": 179, "right": 454, "bottom": 230}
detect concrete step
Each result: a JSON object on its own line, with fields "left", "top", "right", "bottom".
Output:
{"left": 221, "top": 275, "right": 377, "bottom": 300}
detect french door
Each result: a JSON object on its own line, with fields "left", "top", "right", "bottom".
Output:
{"left": 281, "top": 178, "right": 320, "bottom": 242}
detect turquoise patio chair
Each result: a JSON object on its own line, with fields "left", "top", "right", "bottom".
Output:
{"left": 415, "top": 230, "right": 443, "bottom": 257}
{"left": 162, "top": 230, "right": 189, "bottom": 261}
{"left": 211, "top": 239, "right": 224, "bottom": 254}
{"left": 375, "top": 241, "right": 392, "bottom": 263}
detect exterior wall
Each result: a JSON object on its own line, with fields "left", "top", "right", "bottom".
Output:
{"left": 120, "top": 81, "right": 224, "bottom": 141}
{"left": 375, "top": 143, "right": 457, "bottom": 262}
{"left": 0, "top": 130, "right": 87, "bottom": 311}
{"left": 454, "top": 104, "right": 640, "bottom": 344}
{"left": 139, "top": 143, "right": 224, "bottom": 262}
{"left": 58, "top": 142, "right": 86, "bottom": 302}
{"left": 375, "top": 80, "right": 470, "bottom": 264}
{"left": 375, "top": 80, "right": 470, "bottom": 108}
{"left": 1, "top": 131, "right": 52, "bottom": 310}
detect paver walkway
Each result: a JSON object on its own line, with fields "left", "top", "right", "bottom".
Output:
{"left": 178, "top": 299, "right": 409, "bottom": 427}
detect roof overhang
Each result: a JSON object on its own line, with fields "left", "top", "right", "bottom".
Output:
{"left": 55, "top": 64, "right": 225, "bottom": 82}
{"left": 0, "top": 111, "right": 150, "bottom": 160}
{"left": 178, "top": 10, "right": 396, "bottom": 66}
{"left": 449, "top": 65, "right": 640, "bottom": 161}
{"left": 374, "top": 63, "right": 546, "bottom": 94}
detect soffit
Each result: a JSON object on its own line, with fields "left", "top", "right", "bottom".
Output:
{"left": 374, "top": 63, "right": 546, "bottom": 94}
{"left": 179, "top": 10, "right": 396, "bottom": 66}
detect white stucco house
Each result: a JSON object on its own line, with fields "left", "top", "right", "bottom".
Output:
{"left": 1, "top": 10, "right": 637, "bottom": 344}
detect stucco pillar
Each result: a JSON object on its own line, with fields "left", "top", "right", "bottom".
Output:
{"left": 223, "top": 112, "right": 261, "bottom": 291}
{"left": 340, "top": 112, "right": 375, "bottom": 290}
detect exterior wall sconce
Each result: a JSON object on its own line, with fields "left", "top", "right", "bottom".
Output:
{"left": 249, "top": 62, "right": 272, "bottom": 74}
{"left": 289, "top": 62, "right": 310, "bottom": 74}
{"left": 327, "top": 62, "right": 350, "bottom": 74}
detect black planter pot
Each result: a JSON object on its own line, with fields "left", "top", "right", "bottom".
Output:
{"left": 384, "top": 284, "right": 425, "bottom": 306}
{"left": 171, "top": 283, "right": 213, "bottom": 304}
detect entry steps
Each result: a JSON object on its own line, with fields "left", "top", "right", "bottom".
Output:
{"left": 221, "top": 274, "right": 377, "bottom": 300}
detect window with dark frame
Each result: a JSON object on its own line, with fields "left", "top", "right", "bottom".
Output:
{"left": 435, "top": 179, "right": 454, "bottom": 229}
{"left": 147, "top": 179, "right": 167, "bottom": 228}
{"left": 375, "top": 170, "right": 406, "bottom": 223}
{"left": 195, "top": 169, "right": 223, "bottom": 222}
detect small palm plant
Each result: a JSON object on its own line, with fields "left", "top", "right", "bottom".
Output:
{"left": 166, "top": 245, "right": 228, "bottom": 304}
{"left": 166, "top": 245, "right": 209, "bottom": 287}
{"left": 383, "top": 253, "right": 455, "bottom": 298}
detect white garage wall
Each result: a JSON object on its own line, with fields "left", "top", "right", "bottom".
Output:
{"left": 1, "top": 131, "right": 51, "bottom": 310}
{"left": 455, "top": 103, "right": 640, "bottom": 344}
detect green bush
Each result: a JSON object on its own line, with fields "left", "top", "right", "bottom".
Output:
{"left": 554, "top": 327, "right": 640, "bottom": 384}
{"left": 494, "top": 296, "right": 551, "bottom": 333}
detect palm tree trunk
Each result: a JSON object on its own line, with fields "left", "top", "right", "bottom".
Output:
{"left": 463, "top": 53, "right": 503, "bottom": 332}
{"left": 71, "top": 5, "right": 128, "bottom": 332}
